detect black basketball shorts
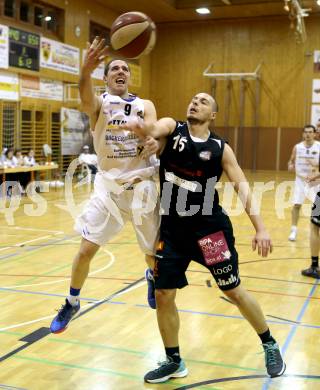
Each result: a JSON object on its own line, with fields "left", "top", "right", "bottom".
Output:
{"left": 154, "top": 214, "right": 241, "bottom": 291}
{"left": 311, "top": 191, "right": 320, "bottom": 227}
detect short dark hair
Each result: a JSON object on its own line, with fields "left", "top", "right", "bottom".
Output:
{"left": 5, "top": 148, "right": 14, "bottom": 157}
{"left": 303, "top": 124, "right": 316, "bottom": 132}
{"left": 104, "top": 59, "right": 130, "bottom": 76}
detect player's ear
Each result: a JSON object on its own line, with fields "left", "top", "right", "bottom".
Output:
{"left": 211, "top": 112, "right": 216, "bottom": 121}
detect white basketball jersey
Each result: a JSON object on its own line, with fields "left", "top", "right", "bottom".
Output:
{"left": 93, "top": 92, "right": 155, "bottom": 183}
{"left": 295, "top": 141, "right": 320, "bottom": 178}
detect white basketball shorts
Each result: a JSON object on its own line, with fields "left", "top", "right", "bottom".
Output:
{"left": 74, "top": 172, "right": 160, "bottom": 255}
{"left": 292, "top": 176, "right": 319, "bottom": 205}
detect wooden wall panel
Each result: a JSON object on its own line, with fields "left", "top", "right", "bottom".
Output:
{"left": 214, "top": 126, "right": 235, "bottom": 149}
{"left": 0, "top": 0, "right": 151, "bottom": 94}
{"left": 256, "top": 127, "right": 277, "bottom": 170}
{"left": 150, "top": 15, "right": 320, "bottom": 137}
{"left": 237, "top": 127, "right": 253, "bottom": 169}
{"left": 212, "top": 126, "right": 297, "bottom": 171}
{"left": 279, "top": 127, "right": 303, "bottom": 170}
{"left": 1, "top": 1, "right": 319, "bottom": 172}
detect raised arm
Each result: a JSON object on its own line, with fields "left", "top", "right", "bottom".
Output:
{"left": 221, "top": 143, "right": 272, "bottom": 257}
{"left": 79, "top": 37, "right": 109, "bottom": 125}
{"left": 121, "top": 115, "right": 176, "bottom": 139}
{"left": 143, "top": 99, "right": 157, "bottom": 127}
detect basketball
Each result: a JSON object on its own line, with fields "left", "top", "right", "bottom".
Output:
{"left": 110, "top": 12, "right": 156, "bottom": 59}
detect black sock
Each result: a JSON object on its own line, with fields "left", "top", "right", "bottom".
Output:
{"left": 312, "top": 256, "right": 319, "bottom": 268}
{"left": 258, "top": 329, "right": 276, "bottom": 344}
{"left": 165, "top": 347, "right": 181, "bottom": 363}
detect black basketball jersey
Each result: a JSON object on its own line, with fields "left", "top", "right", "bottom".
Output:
{"left": 160, "top": 121, "right": 225, "bottom": 217}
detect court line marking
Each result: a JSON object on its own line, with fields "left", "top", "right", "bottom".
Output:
{"left": 0, "top": 278, "right": 148, "bottom": 367}
{"left": 0, "top": 235, "right": 52, "bottom": 252}
{"left": 1, "top": 246, "right": 115, "bottom": 289}
{"left": 11, "top": 355, "right": 147, "bottom": 383}
{"left": 1, "top": 226, "right": 64, "bottom": 234}
{"left": 1, "top": 286, "right": 320, "bottom": 330}
{"left": 266, "top": 315, "right": 300, "bottom": 324}
{"left": 0, "top": 288, "right": 100, "bottom": 301}
{"left": 0, "top": 330, "right": 268, "bottom": 373}
{"left": 261, "top": 279, "right": 320, "bottom": 390}
{"left": 190, "top": 269, "right": 318, "bottom": 286}
{"left": 174, "top": 374, "right": 320, "bottom": 389}
{"left": 1, "top": 287, "right": 320, "bottom": 385}
{"left": 0, "top": 245, "right": 116, "bottom": 331}
{"left": 3, "top": 329, "right": 320, "bottom": 387}
{"left": 1, "top": 229, "right": 318, "bottom": 384}
{"left": 0, "top": 247, "right": 10, "bottom": 252}
{"left": 0, "top": 276, "right": 145, "bottom": 332}
{"left": 135, "top": 304, "right": 320, "bottom": 329}
{"left": 0, "top": 234, "right": 78, "bottom": 262}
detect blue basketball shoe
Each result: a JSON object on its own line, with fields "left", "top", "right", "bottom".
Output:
{"left": 50, "top": 299, "right": 80, "bottom": 333}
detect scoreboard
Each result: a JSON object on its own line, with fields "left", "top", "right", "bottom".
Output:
{"left": 9, "top": 27, "right": 40, "bottom": 71}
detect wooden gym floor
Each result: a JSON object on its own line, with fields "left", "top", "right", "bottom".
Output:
{"left": 0, "top": 171, "right": 319, "bottom": 390}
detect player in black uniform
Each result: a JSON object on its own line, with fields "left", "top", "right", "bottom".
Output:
{"left": 303, "top": 173, "right": 320, "bottom": 278}
{"left": 122, "top": 92, "right": 286, "bottom": 383}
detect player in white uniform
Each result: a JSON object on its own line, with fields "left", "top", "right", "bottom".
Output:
{"left": 50, "top": 37, "right": 160, "bottom": 333}
{"left": 288, "top": 124, "right": 320, "bottom": 241}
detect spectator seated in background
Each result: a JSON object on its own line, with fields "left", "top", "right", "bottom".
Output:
{"left": 24, "top": 149, "right": 36, "bottom": 166}
{"left": 78, "top": 145, "right": 98, "bottom": 176}
{"left": 2, "top": 148, "right": 19, "bottom": 196}
{"left": 13, "top": 149, "right": 29, "bottom": 193}
{"left": 13, "top": 149, "right": 24, "bottom": 166}
{"left": 0, "top": 147, "right": 7, "bottom": 165}
{"left": 3, "top": 148, "right": 16, "bottom": 167}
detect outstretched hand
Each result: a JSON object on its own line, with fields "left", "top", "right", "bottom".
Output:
{"left": 141, "top": 136, "right": 159, "bottom": 158}
{"left": 83, "top": 37, "right": 110, "bottom": 73}
{"left": 252, "top": 230, "right": 272, "bottom": 257}
{"left": 288, "top": 162, "right": 294, "bottom": 172}
{"left": 120, "top": 119, "right": 147, "bottom": 138}
{"left": 307, "top": 174, "right": 319, "bottom": 183}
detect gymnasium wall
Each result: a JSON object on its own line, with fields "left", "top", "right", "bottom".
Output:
{"left": 0, "top": 0, "right": 151, "bottom": 92}
{"left": 1, "top": 1, "right": 320, "bottom": 171}
{"left": 149, "top": 16, "right": 320, "bottom": 169}
{"left": 0, "top": 0, "right": 151, "bottom": 171}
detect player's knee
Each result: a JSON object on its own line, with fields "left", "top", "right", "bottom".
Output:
{"left": 155, "top": 289, "right": 175, "bottom": 307}
{"left": 76, "top": 247, "right": 94, "bottom": 264}
{"left": 223, "top": 287, "right": 244, "bottom": 305}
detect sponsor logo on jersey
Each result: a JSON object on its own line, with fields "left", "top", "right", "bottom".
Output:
{"left": 137, "top": 110, "right": 144, "bottom": 119}
{"left": 199, "top": 150, "right": 212, "bottom": 161}
{"left": 110, "top": 101, "right": 120, "bottom": 105}
{"left": 165, "top": 171, "right": 198, "bottom": 192}
{"left": 213, "top": 264, "right": 233, "bottom": 275}
{"left": 217, "top": 274, "right": 238, "bottom": 287}
{"left": 105, "top": 133, "right": 138, "bottom": 142}
{"left": 108, "top": 119, "right": 127, "bottom": 126}
{"left": 198, "top": 231, "right": 231, "bottom": 266}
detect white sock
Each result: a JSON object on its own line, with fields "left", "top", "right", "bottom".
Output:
{"left": 67, "top": 295, "right": 79, "bottom": 306}
{"left": 291, "top": 226, "right": 297, "bottom": 232}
